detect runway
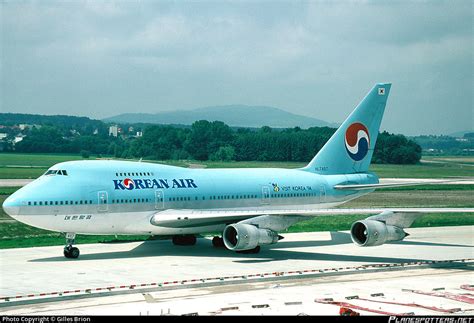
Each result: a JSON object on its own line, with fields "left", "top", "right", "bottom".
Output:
{"left": 0, "top": 226, "right": 473, "bottom": 315}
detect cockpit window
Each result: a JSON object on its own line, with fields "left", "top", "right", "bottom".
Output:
{"left": 44, "top": 169, "right": 68, "bottom": 176}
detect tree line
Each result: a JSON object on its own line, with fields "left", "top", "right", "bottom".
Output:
{"left": 12, "top": 119, "right": 422, "bottom": 164}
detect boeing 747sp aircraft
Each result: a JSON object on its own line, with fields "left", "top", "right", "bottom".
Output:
{"left": 3, "top": 83, "right": 473, "bottom": 258}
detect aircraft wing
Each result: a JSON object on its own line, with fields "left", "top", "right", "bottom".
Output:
{"left": 150, "top": 207, "right": 474, "bottom": 229}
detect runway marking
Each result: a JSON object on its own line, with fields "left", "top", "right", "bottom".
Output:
{"left": 1, "top": 258, "right": 472, "bottom": 308}
{"left": 3, "top": 266, "right": 471, "bottom": 315}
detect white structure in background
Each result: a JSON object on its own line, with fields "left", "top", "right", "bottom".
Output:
{"left": 0, "top": 133, "right": 7, "bottom": 140}
{"left": 14, "top": 136, "right": 24, "bottom": 144}
{"left": 109, "top": 125, "right": 118, "bottom": 137}
{"left": 136, "top": 131, "right": 143, "bottom": 137}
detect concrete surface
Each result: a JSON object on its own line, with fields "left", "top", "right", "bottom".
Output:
{"left": 2, "top": 266, "right": 473, "bottom": 315}
{"left": 0, "top": 226, "right": 472, "bottom": 310}
{"left": 0, "top": 179, "right": 33, "bottom": 187}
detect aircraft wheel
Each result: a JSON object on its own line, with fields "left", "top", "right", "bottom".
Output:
{"left": 172, "top": 235, "right": 197, "bottom": 246}
{"left": 63, "top": 246, "right": 80, "bottom": 259}
{"left": 70, "top": 247, "right": 80, "bottom": 258}
{"left": 212, "top": 236, "right": 225, "bottom": 248}
{"left": 236, "top": 246, "right": 261, "bottom": 254}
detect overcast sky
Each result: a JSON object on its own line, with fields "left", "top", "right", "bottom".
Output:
{"left": 1, "top": 1, "right": 472, "bottom": 135}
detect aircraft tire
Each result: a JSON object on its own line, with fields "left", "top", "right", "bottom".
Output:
{"left": 64, "top": 246, "right": 80, "bottom": 259}
{"left": 212, "top": 236, "right": 225, "bottom": 248}
{"left": 172, "top": 235, "right": 197, "bottom": 246}
{"left": 236, "top": 246, "right": 261, "bottom": 254}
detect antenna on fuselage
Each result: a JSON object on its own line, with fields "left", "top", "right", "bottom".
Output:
{"left": 139, "top": 157, "right": 143, "bottom": 162}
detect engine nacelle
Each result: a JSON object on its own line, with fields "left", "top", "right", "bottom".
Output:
{"left": 350, "top": 220, "right": 408, "bottom": 247}
{"left": 223, "top": 223, "right": 280, "bottom": 251}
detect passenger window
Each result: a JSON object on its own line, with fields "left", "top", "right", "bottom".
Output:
{"left": 28, "top": 202, "right": 31, "bottom": 205}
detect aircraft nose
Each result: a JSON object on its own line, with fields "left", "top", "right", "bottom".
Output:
{"left": 2, "top": 195, "right": 20, "bottom": 217}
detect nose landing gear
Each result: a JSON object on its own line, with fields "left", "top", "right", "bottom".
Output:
{"left": 63, "top": 233, "right": 80, "bottom": 259}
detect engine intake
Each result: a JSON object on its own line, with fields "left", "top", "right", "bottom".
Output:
{"left": 223, "top": 223, "right": 280, "bottom": 251}
{"left": 350, "top": 220, "right": 408, "bottom": 247}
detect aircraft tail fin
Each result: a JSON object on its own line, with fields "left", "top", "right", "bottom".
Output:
{"left": 302, "top": 83, "right": 391, "bottom": 175}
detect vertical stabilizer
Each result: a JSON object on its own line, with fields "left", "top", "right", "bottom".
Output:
{"left": 302, "top": 83, "right": 391, "bottom": 174}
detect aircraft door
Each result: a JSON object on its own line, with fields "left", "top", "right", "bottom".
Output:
{"left": 319, "top": 185, "right": 326, "bottom": 204}
{"left": 98, "top": 191, "right": 108, "bottom": 212}
{"left": 261, "top": 186, "right": 270, "bottom": 204}
{"left": 155, "top": 190, "right": 164, "bottom": 209}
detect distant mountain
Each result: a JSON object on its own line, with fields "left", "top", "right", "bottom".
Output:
{"left": 103, "top": 105, "right": 333, "bottom": 129}
{"left": 448, "top": 130, "right": 474, "bottom": 138}
{"left": 0, "top": 113, "right": 102, "bottom": 128}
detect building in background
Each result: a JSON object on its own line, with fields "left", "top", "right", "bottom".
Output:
{"left": 109, "top": 125, "right": 118, "bottom": 137}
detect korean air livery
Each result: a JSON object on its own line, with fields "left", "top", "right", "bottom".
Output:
{"left": 3, "top": 83, "right": 473, "bottom": 259}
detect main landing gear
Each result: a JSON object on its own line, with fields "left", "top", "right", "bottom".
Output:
{"left": 63, "top": 232, "right": 80, "bottom": 259}
{"left": 236, "top": 246, "right": 261, "bottom": 254}
{"left": 172, "top": 235, "right": 197, "bottom": 246}
{"left": 212, "top": 236, "right": 225, "bottom": 248}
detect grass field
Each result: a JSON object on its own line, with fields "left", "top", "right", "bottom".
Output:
{"left": 0, "top": 153, "right": 472, "bottom": 249}
{"left": 1, "top": 152, "right": 473, "bottom": 179}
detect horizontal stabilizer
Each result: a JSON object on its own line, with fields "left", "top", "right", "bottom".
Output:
{"left": 334, "top": 179, "right": 469, "bottom": 190}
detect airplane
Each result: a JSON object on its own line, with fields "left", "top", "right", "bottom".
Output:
{"left": 3, "top": 83, "right": 473, "bottom": 259}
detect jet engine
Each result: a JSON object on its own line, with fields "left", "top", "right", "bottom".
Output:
{"left": 350, "top": 220, "right": 408, "bottom": 247}
{"left": 223, "top": 223, "right": 280, "bottom": 251}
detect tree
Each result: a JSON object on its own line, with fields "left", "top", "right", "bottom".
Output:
{"left": 210, "top": 146, "right": 236, "bottom": 161}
